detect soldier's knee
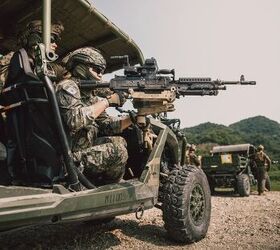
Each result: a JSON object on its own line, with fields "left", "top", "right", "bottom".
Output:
{"left": 115, "top": 145, "right": 128, "bottom": 165}
{"left": 110, "top": 136, "right": 127, "bottom": 147}
{"left": 111, "top": 137, "right": 128, "bottom": 163}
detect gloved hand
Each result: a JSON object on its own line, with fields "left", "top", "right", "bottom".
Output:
{"left": 107, "top": 91, "right": 127, "bottom": 107}
{"left": 128, "top": 110, "right": 137, "bottom": 124}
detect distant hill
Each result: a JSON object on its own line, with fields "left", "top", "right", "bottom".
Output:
{"left": 182, "top": 116, "right": 280, "bottom": 160}
{"left": 229, "top": 116, "right": 280, "bottom": 136}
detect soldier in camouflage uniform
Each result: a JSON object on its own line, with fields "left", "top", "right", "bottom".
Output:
{"left": 185, "top": 144, "right": 201, "bottom": 167}
{"left": 6, "top": 19, "right": 65, "bottom": 85}
{"left": 254, "top": 145, "right": 271, "bottom": 195}
{"left": 56, "top": 47, "right": 133, "bottom": 184}
{"left": 20, "top": 20, "right": 65, "bottom": 80}
{"left": 1, "top": 20, "right": 64, "bottom": 184}
{"left": 17, "top": 19, "right": 64, "bottom": 57}
{"left": 0, "top": 52, "right": 14, "bottom": 91}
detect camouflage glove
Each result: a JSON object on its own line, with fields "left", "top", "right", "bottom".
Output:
{"left": 107, "top": 91, "right": 127, "bottom": 107}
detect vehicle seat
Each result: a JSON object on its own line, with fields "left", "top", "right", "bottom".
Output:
{"left": 1, "top": 50, "right": 64, "bottom": 186}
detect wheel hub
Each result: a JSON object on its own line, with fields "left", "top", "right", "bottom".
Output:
{"left": 189, "top": 184, "right": 205, "bottom": 225}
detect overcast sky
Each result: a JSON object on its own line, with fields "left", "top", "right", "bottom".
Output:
{"left": 92, "top": 0, "right": 279, "bottom": 128}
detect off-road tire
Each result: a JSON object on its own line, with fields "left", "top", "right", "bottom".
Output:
{"left": 162, "top": 165, "right": 211, "bottom": 243}
{"left": 265, "top": 173, "right": 271, "bottom": 191}
{"left": 236, "top": 174, "right": 250, "bottom": 197}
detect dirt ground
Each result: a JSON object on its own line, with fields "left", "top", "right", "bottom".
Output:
{"left": 0, "top": 191, "right": 279, "bottom": 250}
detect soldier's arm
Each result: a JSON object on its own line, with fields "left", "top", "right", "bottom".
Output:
{"left": 185, "top": 151, "right": 190, "bottom": 165}
{"left": 98, "top": 115, "right": 132, "bottom": 135}
{"left": 193, "top": 154, "right": 201, "bottom": 167}
{"left": 56, "top": 79, "right": 108, "bottom": 132}
{"left": 96, "top": 114, "right": 120, "bottom": 135}
{"left": 264, "top": 153, "right": 272, "bottom": 171}
{"left": 95, "top": 105, "right": 132, "bottom": 135}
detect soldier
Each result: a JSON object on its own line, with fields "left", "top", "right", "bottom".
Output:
{"left": 56, "top": 47, "right": 133, "bottom": 184}
{"left": 6, "top": 19, "right": 64, "bottom": 86}
{"left": 0, "top": 51, "right": 14, "bottom": 91}
{"left": 17, "top": 19, "right": 63, "bottom": 58}
{"left": 2, "top": 20, "right": 64, "bottom": 184}
{"left": 254, "top": 144, "right": 271, "bottom": 195}
{"left": 185, "top": 144, "right": 201, "bottom": 167}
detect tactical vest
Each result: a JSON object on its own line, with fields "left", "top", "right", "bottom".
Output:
{"left": 255, "top": 152, "right": 265, "bottom": 168}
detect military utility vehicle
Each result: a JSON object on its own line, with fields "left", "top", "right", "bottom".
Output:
{"left": 0, "top": 0, "right": 257, "bottom": 243}
{"left": 201, "top": 144, "right": 257, "bottom": 196}
{"left": 0, "top": 0, "right": 212, "bottom": 243}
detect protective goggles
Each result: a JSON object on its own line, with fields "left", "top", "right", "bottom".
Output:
{"left": 90, "top": 65, "right": 105, "bottom": 75}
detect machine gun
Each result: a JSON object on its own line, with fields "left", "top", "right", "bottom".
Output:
{"left": 79, "top": 57, "right": 256, "bottom": 126}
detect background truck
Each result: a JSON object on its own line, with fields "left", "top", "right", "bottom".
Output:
{"left": 201, "top": 144, "right": 257, "bottom": 196}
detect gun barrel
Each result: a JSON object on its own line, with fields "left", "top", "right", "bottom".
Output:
{"left": 220, "top": 81, "right": 256, "bottom": 85}
{"left": 178, "top": 77, "right": 256, "bottom": 86}
{"left": 79, "top": 80, "right": 110, "bottom": 90}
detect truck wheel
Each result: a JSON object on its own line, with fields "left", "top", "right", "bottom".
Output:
{"left": 265, "top": 173, "right": 271, "bottom": 191}
{"left": 236, "top": 174, "right": 250, "bottom": 197}
{"left": 162, "top": 165, "right": 211, "bottom": 243}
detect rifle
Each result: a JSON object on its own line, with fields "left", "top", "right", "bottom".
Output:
{"left": 79, "top": 57, "right": 255, "bottom": 125}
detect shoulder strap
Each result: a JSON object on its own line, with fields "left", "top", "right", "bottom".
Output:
{"left": 18, "top": 48, "right": 39, "bottom": 80}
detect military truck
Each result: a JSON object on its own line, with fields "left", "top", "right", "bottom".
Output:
{"left": 0, "top": 0, "right": 212, "bottom": 243}
{"left": 201, "top": 144, "right": 257, "bottom": 196}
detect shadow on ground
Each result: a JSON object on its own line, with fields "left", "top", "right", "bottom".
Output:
{"left": 0, "top": 217, "right": 190, "bottom": 250}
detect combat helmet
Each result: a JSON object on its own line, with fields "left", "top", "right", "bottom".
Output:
{"left": 65, "top": 47, "right": 106, "bottom": 71}
{"left": 189, "top": 144, "right": 197, "bottom": 152}
{"left": 18, "top": 20, "right": 64, "bottom": 48}
{"left": 257, "top": 144, "right": 264, "bottom": 151}
{"left": 63, "top": 47, "right": 106, "bottom": 80}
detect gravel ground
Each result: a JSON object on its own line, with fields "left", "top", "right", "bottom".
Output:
{"left": 0, "top": 191, "right": 279, "bottom": 250}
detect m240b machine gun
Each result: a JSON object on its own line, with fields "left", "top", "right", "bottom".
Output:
{"left": 80, "top": 57, "right": 256, "bottom": 125}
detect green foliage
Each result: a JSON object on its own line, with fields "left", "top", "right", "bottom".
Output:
{"left": 183, "top": 122, "right": 244, "bottom": 146}
{"left": 182, "top": 116, "right": 280, "bottom": 161}
{"left": 229, "top": 116, "right": 280, "bottom": 161}
{"left": 229, "top": 116, "right": 280, "bottom": 136}
{"left": 271, "top": 181, "right": 280, "bottom": 191}
{"left": 269, "top": 169, "right": 280, "bottom": 181}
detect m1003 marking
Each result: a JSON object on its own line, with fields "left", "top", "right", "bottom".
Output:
{"left": 105, "top": 192, "right": 129, "bottom": 205}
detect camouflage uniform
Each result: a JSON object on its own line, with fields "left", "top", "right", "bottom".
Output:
{"left": 185, "top": 144, "right": 201, "bottom": 167}
{"left": 0, "top": 51, "right": 14, "bottom": 91}
{"left": 56, "top": 78, "right": 128, "bottom": 184}
{"left": 254, "top": 145, "right": 271, "bottom": 195}
{"left": 186, "top": 151, "right": 201, "bottom": 167}
{"left": 15, "top": 20, "right": 65, "bottom": 82}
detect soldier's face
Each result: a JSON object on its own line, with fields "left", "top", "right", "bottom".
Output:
{"left": 89, "top": 67, "right": 104, "bottom": 81}
{"left": 50, "top": 34, "right": 59, "bottom": 52}
{"left": 50, "top": 42, "right": 57, "bottom": 52}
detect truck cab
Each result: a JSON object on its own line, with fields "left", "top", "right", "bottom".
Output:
{"left": 202, "top": 143, "right": 257, "bottom": 196}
